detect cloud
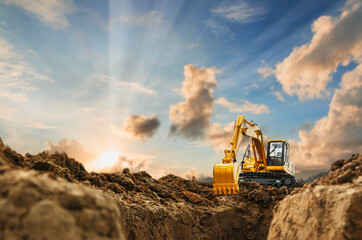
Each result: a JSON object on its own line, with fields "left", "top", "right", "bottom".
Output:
{"left": 102, "top": 155, "right": 152, "bottom": 173}
{"left": 291, "top": 63, "right": 362, "bottom": 170}
{"left": 0, "top": 36, "right": 50, "bottom": 103}
{"left": 205, "top": 122, "right": 235, "bottom": 150}
{"left": 169, "top": 64, "right": 218, "bottom": 138}
{"left": 46, "top": 139, "right": 97, "bottom": 163}
{"left": 205, "top": 19, "right": 235, "bottom": 40}
{"left": 123, "top": 114, "right": 161, "bottom": 140}
{"left": 182, "top": 168, "right": 207, "bottom": 180}
{"left": 211, "top": 2, "right": 268, "bottom": 23}
{"left": 99, "top": 75, "right": 155, "bottom": 95}
{"left": 120, "top": 11, "right": 162, "bottom": 26}
{"left": 216, "top": 97, "right": 270, "bottom": 114}
{"left": 272, "top": 91, "right": 285, "bottom": 102}
{"left": 47, "top": 139, "right": 152, "bottom": 174}
{"left": 188, "top": 43, "right": 200, "bottom": 49}
{"left": 257, "top": 66, "right": 275, "bottom": 80}
{"left": 0, "top": 103, "right": 57, "bottom": 129}
{"left": 3, "top": 0, "right": 75, "bottom": 29}
{"left": 273, "top": 2, "right": 362, "bottom": 100}
{"left": 169, "top": 64, "right": 269, "bottom": 151}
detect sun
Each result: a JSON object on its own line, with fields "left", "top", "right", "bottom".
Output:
{"left": 87, "top": 150, "right": 120, "bottom": 171}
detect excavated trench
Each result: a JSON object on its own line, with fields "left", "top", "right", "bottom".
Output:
{"left": 0, "top": 137, "right": 360, "bottom": 240}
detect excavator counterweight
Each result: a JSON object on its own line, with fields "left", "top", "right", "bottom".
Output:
{"left": 213, "top": 115, "right": 297, "bottom": 195}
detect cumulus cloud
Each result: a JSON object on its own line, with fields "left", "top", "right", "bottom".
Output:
{"left": 3, "top": 0, "right": 75, "bottom": 29}
{"left": 272, "top": 2, "right": 362, "bottom": 100}
{"left": 216, "top": 97, "right": 270, "bottom": 114}
{"left": 123, "top": 114, "right": 160, "bottom": 140}
{"left": 211, "top": 2, "right": 268, "bottom": 23}
{"left": 272, "top": 91, "right": 285, "bottom": 102}
{"left": 205, "top": 122, "right": 235, "bottom": 150}
{"left": 169, "top": 64, "right": 218, "bottom": 138}
{"left": 291, "top": 63, "right": 362, "bottom": 170}
{"left": 46, "top": 139, "right": 97, "bottom": 163}
{"left": 170, "top": 64, "right": 270, "bottom": 151}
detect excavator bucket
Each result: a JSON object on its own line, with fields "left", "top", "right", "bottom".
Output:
{"left": 213, "top": 162, "right": 240, "bottom": 195}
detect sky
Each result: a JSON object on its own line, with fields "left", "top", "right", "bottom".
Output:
{"left": 0, "top": 0, "right": 361, "bottom": 179}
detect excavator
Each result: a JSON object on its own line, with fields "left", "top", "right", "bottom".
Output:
{"left": 213, "top": 115, "right": 297, "bottom": 195}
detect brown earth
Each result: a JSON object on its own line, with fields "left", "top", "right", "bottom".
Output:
{"left": 268, "top": 153, "right": 362, "bottom": 240}
{"left": 0, "top": 138, "right": 292, "bottom": 240}
{"left": 0, "top": 137, "right": 361, "bottom": 239}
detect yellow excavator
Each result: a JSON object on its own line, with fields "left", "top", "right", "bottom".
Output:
{"left": 213, "top": 115, "right": 296, "bottom": 195}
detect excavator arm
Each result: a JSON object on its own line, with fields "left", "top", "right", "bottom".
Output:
{"left": 213, "top": 116, "right": 267, "bottom": 195}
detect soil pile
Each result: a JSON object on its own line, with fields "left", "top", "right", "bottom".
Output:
{"left": 0, "top": 138, "right": 290, "bottom": 240}
{"left": 0, "top": 170, "right": 124, "bottom": 240}
{"left": 268, "top": 153, "right": 362, "bottom": 240}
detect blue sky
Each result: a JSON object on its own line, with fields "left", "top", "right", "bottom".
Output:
{"left": 0, "top": 0, "right": 361, "bottom": 179}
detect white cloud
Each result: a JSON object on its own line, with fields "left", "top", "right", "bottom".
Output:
{"left": 205, "top": 122, "right": 235, "bottom": 150}
{"left": 99, "top": 75, "right": 156, "bottom": 95}
{"left": 169, "top": 64, "right": 219, "bottom": 139}
{"left": 46, "top": 139, "right": 97, "bottom": 163}
{"left": 258, "top": 66, "right": 275, "bottom": 80}
{"left": 291, "top": 63, "right": 362, "bottom": 170}
{"left": 205, "top": 19, "right": 235, "bottom": 40}
{"left": 273, "top": 2, "right": 362, "bottom": 100}
{"left": 0, "top": 36, "right": 54, "bottom": 129}
{"left": 3, "top": 0, "right": 75, "bottom": 29}
{"left": 115, "top": 81, "right": 156, "bottom": 95}
{"left": 188, "top": 43, "right": 200, "bottom": 49}
{"left": 0, "top": 36, "right": 50, "bottom": 103}
{"left": 120, "top": 11, "right": 162, "bottom": 26}
{"left": 272, "top": 91, "right": 285, "bottom": 102}
{"left": 182, "top": 168, "right": 207, "bottom": 180}
{"left": 216, "top": 97, "right": 270, "bottom": 114}
{"left": 243, "top": 82, "right": 259, "bottom": 91}
{"left": 0, "top": 103, "right": 57, "bottom": 129}
{"left": 169, "top": 64, "right": 269, "bottom": 151}
{"left": 211, "top": 2, "right": 268, "bottom": 23}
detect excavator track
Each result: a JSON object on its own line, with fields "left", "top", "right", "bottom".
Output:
{"left": 239, "top": 172, "right": 298, "bottom": 187}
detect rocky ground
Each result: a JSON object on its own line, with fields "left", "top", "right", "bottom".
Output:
{"left": 0, "top": 137, "right": 361, "bottom": 239}
{"left": 269, "top": 153, "right": 362, "bottom": 240}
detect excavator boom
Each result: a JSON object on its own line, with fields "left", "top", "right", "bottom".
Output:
{"left": 213, "top": 116, "right": 266, "bottom": 195}
{"left": 213, "top": 115, "right": 296, "bottom": 195}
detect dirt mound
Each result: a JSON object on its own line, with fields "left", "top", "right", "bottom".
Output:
{"left": 0, "top": 169, "right": 124, "bottom": 240}
{"left": 0, "top": 138, "right": 292, "bottom": 240}
{"left": 316, "top": 153, "right": 361, "bottom": 185}
{"left": 268, "top": 153, "right": 362, "bottom": 240}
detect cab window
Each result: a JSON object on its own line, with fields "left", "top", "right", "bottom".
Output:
{"left": 267, "top": 141, "right": 284, "bottom": 166}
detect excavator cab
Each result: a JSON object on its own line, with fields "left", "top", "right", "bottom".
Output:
{"left": 267, "top": 141, "right": 284, "bottom": 166}
{"left": 213, "top": 116, "right": 297, "bottom": 195}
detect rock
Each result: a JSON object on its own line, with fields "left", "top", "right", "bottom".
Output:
{"left": 183, "top": 191, "right": 207, "bottom": 204}
{"left": 317, "top": 153, "right": 361, "bottom": 185}
{"left": 0, "top": 170, "right": 125, "bottom": 240}
{"left": 268, "top": 180, "right": 362, "bottom": 240}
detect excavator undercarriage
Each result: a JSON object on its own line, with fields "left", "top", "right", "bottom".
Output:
{"left": 213, "top": 116, "right": 297, "bottom": 195}
{"left": 239, "top": 172, "right": 298, "bottom": 188}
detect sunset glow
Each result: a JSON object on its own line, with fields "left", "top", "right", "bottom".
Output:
{"left": 86, "top": 150, "right": 120, "bottom": 171}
